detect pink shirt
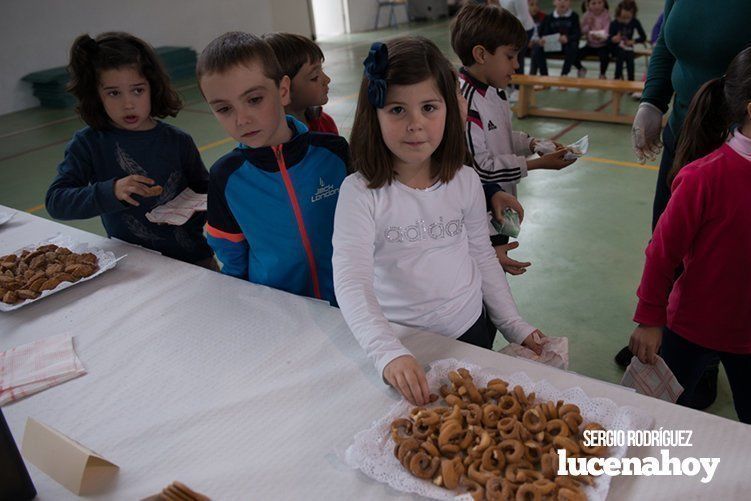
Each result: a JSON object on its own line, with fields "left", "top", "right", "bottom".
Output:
{"left": 582, "top": 10, "right": 611, "bottom": 47}
{"left": 634, "top": 134, "right": 751, "bottom": 353}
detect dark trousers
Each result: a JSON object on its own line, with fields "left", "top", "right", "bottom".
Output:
{"left": 516, "top": 29, "right": 535, "bottom": 76}
{"left": 660, "top": 328, "right": 751, "bottom": 424}
{"left": 613, "top": 46, "right": 635, "bottom": 80}
{"left": 651, "top": 124, "right": 721, "bottom": 407}
{"left": 576, "top": 45, "right": 611, "bottom": 75}
{"left": 457, "top": 308, "right": 497, "bottom": 350}
{"left": 531, "top": 41, "right": 579, "bottom": 76}
{"left": 652, "top": 124, "right": 676, "bottom": 231}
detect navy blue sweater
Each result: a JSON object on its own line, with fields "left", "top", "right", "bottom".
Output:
{"left": 609, "top": 18, "right": 647, "bottom": 45}
{"left": 539, "top": 10, "right": 581, "bottom": 42}
{"left": 46, "top": 122, "right": 213, "bottom": 264}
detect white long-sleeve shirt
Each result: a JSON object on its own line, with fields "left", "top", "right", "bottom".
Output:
{"left": 332, "top": 166, "right": 536, "bottom": 378}
{"left": 500, "top": 0, "right": 535, "bottom": 31}
{"left": 460, "top": 68, "right": 533, "bottom": 196}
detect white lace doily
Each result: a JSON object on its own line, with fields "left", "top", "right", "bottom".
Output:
{"left": 0, "top": 234, "right": 122, "bottom": 312}
{"left": 345, "top": 358, "right": 654, "bottom": 500}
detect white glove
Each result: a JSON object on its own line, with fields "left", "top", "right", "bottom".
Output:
{"left": 632, "top": 102, "right": 664, "bottom": 163}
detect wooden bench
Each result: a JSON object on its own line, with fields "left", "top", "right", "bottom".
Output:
{"left": 511, "top": 74, "right": 644, "bottom": 125}
{"left": 543, "top": 45, "right": 652, "bottom": 66}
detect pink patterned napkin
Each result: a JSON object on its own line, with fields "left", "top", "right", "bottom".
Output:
{"left": 0, "top": 334, "right": 86, "bottom": 406}
{"left": 620, "top": 355, "right": 684, "bottom": 403}
{"left": 498, "top": 335, "right": 569, "bottom": 370}
{"left": 145, "top": 188, "right": 207, "bottom": 225}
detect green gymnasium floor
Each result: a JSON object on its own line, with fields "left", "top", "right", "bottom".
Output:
{"left": 0, "top": 1, "right": 739, "bottom": 422}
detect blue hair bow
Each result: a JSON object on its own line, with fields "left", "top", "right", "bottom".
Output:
{"left": 363, "top": 42, "right": 388, "bottom": 108}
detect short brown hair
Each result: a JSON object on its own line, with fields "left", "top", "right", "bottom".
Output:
{"left": 450, "top": 3, "right": 527, "bottom": 67}
{"left": 196, "top": 32, "right": 283, "bottom": 87}
{"left": 67, "top": 32, "right": 182, "bottom": 130}
{"left": 263, "top": 33, "right": 324, "bottom": 80}
{"left": 350, "top": 36, "right": 466, "bottom": 189}
{"left": 615, "top": 0, "right": 637, "bottom": 17}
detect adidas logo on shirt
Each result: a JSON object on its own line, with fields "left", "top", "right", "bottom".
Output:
{"left": 487, "top": 121, "right": 497, "bottom": 130}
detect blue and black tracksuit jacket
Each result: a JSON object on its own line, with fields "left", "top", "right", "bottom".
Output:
{"left": 206, "top": 117, "right": 349, "bottom": 305}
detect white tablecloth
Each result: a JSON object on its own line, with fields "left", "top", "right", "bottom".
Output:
{"left": 1, "top": 207, "right": 748, "bottom": 500}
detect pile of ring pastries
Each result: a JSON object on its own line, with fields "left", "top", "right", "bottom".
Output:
{"left": 0, "top": 244, "right": 99, "bottom": 304}
{"left": 389, "top": 368, "right": 608, "bottom": 501}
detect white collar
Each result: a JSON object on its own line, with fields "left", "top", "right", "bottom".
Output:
{"left": 553, "top": 9, "right": 573, "bottom": 18}
{"left": 727, "top": 128, "right": 751, "bottom": 161}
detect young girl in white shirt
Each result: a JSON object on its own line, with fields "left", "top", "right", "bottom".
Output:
{"left": 333, "top": 37, "right": 545, "bottom": 405}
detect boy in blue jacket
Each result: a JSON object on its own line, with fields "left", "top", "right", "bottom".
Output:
{"left": 197, "top": 32, "right": 350, "bottom": 305}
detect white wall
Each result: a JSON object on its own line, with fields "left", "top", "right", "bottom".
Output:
{"left": 311, "top": 0, "right": 347, "bottom": 37}
{"left": 347, "top": 0, "right": 409, "bottom": 34}
{"left": 271, "top": 0, "right": 315, "bottom": 36}
{"left": 0, "top": 0, "right": 313, "bottom": 115}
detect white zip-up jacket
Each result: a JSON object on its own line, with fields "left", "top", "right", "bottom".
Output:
{"left": 460, "top": 67, "right": 534, "bottom": 196}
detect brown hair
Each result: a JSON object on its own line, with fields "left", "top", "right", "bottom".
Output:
{"left": 350, "top": 36, "right": 466, "bottom": 189}
{"left": 582, "top": 0, "right": 609, "bottom": 12}
{"left": 263, "top": 33, "right": 324, "bottom": 80}
{"left": 451, "top": 3, "right": 528, "bottom": 67}
{"left": 67, "top": 32, "right": 182, "bottom": 130}
{"left": 671, "top": 46, "right": 751, "bottom": 183}
{"left": 196, "top": 32, "right": 283, "bottom": 87}
{"left": 615, "top": 1, "right": 637, "bottom": 18}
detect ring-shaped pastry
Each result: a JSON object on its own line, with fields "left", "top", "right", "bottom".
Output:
{"left": 499, "top": 438, "right": 526, "bottom": 463}
{"left": 481, "top": 445, "right": 506, "bottom": 472}
{"left": 499, "top": 395, "right": 522, "bottom": 416}
{"left": 522, "top": 408, "right": 547, "bottom": 433}
{"left": 483, "top": 404, "right": 503, "bottom": 428}
{"left": 408, "top": 452, "right": 440, "bottom": 479}
{"left": 514, "top": 483, "right": 542, "bottom": 501}
{"left": 563, "top": 412, "right": 583, "bottom": 435}
{"left": 391, "top": 418, "right": 413, "bottom": 444}
{"left": 553, "top": 435, "right": 581, "bottom": 456}
{"left": 545, "top": 419, "right": 570, "bottom": 437}
{"left": 440, "top": 457, "right": 463, "bottom": 490}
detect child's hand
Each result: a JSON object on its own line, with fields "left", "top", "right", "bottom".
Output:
{"left": 539, "top": 38, "right": 546, "bottom": 46}
{"left": 114, "top": 175, "right": 163, "bottom": 206}
{"left": 532, "top": 148, "right": 576, "bottom": 170}
{"left": 626, "top": 39, "right": 634, "bottom": 47}
{"left": 521, "top": 329, "right": 546, "bottom": 355}
{"left": 383, "top": 355, "right": 432, "bottom": 406}
{"left": 560, "top": 35, "right": 568, "bottom": 44}
{"left": 494, "top": 242, "right": 531, "bottom": 275}
{"left": 612, "top": 34, "right": 622, "bottom": 43}
{"left": 629, "top": 325, "right": 663, "bottom": 364}
{"left": 490, "top": 190, "right": 524, "bottom": 224}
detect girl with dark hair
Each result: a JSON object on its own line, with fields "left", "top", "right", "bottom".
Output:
{"left": 608, "top": 1, "right": 646, "bottom": 81}
{"left": 629, "top": 47, "right": 751, "bottom": 423}
{"left": 333, "top": 37, "right": 545, "bottom": 406}
{"left": 46, "top": 32, "right": 215, "bottom": 268}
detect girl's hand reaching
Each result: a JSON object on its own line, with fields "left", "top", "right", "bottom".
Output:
{"left": 114, "top": 175, "right": 163, "bottom": 206}
{"left": 383, "top": 355, "right": 432, "bottom": 405}
{"left": 521, "top": 329, "right": 546, "bottom": 355}
{"left": 629, "top": 325, "right": 663, "bottom": 364}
